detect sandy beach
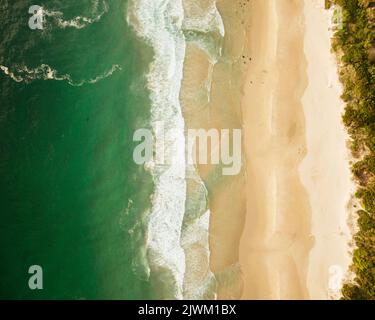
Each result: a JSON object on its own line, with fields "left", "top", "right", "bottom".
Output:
{"left": 178, "top": 0, "right": 353, "bottom": 300}
{"left": 239, "top": 0, "right": 312, "bottom": 300}
{"left": 239, "top": 0, "right": 353, "bottom": 299}
{"left": 301, "top": 0, "right": 354, "bottom": 299}
{"left": 180, "top": 0, "right": 250, "bottom": 299}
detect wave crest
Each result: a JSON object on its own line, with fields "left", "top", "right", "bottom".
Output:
{"left": 128, "top": 0, "right": 187, "bottom": 300}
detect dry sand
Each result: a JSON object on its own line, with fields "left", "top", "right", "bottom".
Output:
{"left": 239, "top": 0, "right": 353, "bottom": 299}
{"left": 240, "top": 0, "right": 312, "bottom": 300}
{"left": 300, "top": 0, "right": 354, "bottom": 300}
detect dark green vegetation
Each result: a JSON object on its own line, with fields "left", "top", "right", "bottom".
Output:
{"left": 329, "top": 0, "right": 375, "bottom": 300}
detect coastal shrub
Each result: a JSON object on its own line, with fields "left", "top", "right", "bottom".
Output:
{"left": 331, "top": 0, "right": 375, "bottom": 300}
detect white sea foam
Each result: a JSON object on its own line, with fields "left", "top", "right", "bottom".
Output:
{"left": 180, "top": 1, "right": 223, "bottom": 299}
{"left": 127, "top": 0, "right": 187, "bottom": 299}
{"left": 182, "top": 0, "right": 224, "bottom": 37}
{"left": 0, "top": 65, "right": 23, "bottom": 82}
{"left": 0, "top": 63, "right": 121, "bottom": 86}
{"left": 182, "top": 0, "right": 224, "bottom": 62}
{"left": 44, "top": 0, "right": 108, "bottom": 29}
{"left": 182, "top": 169, "right": 216, "bottom": 299}
{"left": 127, "top": 0, "right": 224, "bottom": 299}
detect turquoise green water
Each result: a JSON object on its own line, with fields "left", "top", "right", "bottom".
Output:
{"left": 0, "top": 0, "right": 154, "bottom": 299}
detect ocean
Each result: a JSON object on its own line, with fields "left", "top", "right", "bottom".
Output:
{"left": 0, "top": 0, "right": 224, "bottom": 299}
{"left": 0, "top": 0, "right": 155, "bottom": 299}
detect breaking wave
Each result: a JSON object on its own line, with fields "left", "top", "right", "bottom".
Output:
{"left": 128, "top": 0, "right": 187, "bottom": 300}
{"left": 127, "top": 0, "right": 224, "bottom": 300}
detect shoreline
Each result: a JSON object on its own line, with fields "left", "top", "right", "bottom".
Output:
{"left": 176, "top": 0, "right": 355, "bottom": 300}
{"left": 180, "top": 0, "right": 248, "bottom": 299}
